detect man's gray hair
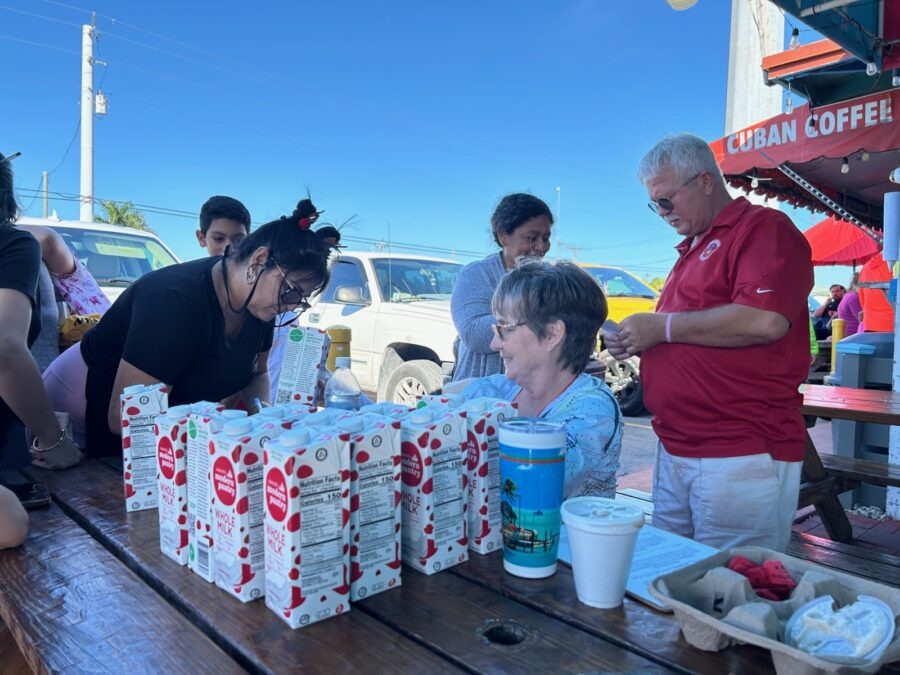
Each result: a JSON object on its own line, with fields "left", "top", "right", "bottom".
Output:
{"left": 637, "top": 133, "right": 722, "bottom": 185}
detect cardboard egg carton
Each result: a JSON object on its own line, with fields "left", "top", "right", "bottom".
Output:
{"left": 649, "top": 546, "right": 900, "bottom": 674}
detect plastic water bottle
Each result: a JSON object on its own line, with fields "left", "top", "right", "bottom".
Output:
{"left": 324, "top": 356, "right": 361, "bottom": 411}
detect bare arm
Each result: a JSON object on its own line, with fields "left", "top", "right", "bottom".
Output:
{"left": 607, "top": 304, "right": 790, "bottom": 358}
{"left": 17, "top": 225, "right": 76, "bottom": 275}
{"left": 0, "top": 487, "right": 28, "bottom": 548}
{"left": 106, "top": 359, "right": 169, "bottom": 435}
{"left": 228, "top": 350, "right": 271, "bottom": 412}
{"left": 0, "top": 289, "right": 65, "bottom": 446}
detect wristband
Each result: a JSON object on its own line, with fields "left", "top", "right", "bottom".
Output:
{"left": 665, "top": 313, "right": 674, "bottom": 343}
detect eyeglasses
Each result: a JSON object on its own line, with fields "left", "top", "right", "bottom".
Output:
{"left": 274, "top": 264, "right": 311, "bottom": 313}
{"left": 647, "top": 172, "right": 702, "bottom": 214}
{"left": 491, "top": 321, "right": 527, "bottom": 340}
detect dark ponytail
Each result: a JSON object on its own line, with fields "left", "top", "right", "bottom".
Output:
{"left": 234, "top": 198, "right": 331, "bottom": 294}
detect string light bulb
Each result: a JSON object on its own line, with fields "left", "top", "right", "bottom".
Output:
{"left": 893, "top": 70, "right": 900, "bottom": 87}
{"left": 751, "top": 176, "right": 760, "bottom": 189}
{"left": 841, "top": 157, "right": 850, "bottom": 174}
{"left": 867, "top": 62, "right": 878, "bottom": 76}
{"left": 785, "top": 82, "right": 793, "bottom": 114}
{"left": 789, "top": 28, "right": 800, "bottom": 50}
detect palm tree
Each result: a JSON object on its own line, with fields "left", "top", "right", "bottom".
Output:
{"left": 500, "top": 478, "right": 519, "bottom": 528}
{"left": 95, "top": 200, "right": 148, "bottom": 230}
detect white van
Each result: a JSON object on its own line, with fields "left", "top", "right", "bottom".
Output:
{"left": 16, "top": 216, "right": 181, "bottom": 303}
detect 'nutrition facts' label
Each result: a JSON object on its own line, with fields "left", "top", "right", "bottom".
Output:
{"left": 300, "top": 473, "right": 344, "bottom": 593}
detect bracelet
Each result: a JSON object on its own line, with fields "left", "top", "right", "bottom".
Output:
{"left": 665, "top": 313, "right": 674, "bottom": 343}
{"left": 31, "top": 429, "right": 67, "bottom": 453}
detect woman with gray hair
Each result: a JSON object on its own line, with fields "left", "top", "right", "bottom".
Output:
{"left": 456, "top": 259, "right": 622, "bottom": 498}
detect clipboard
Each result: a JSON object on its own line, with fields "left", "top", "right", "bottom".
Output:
{"left": 558, "top": 523, "right": 718, "bottom": 612}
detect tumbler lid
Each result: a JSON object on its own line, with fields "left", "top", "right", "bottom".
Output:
{"left": 561, "top": 497, "right": 645, "bottom": 533}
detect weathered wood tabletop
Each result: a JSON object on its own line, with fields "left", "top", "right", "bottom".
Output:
{"left": 0, "top": 458, "right": 897, "bottom": 673}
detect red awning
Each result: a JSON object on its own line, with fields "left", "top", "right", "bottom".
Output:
{"left": 710, "top": 89, "right": 900, "bottom": 227}
{"left": 803, "top": 216, "right": 879, "bottom": 267}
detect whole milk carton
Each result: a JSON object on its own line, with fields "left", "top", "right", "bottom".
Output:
{"left": 336, "top": 413, "right": 402, "bottom": 601}
{"left": 400, "top": 407, "right": 468, "bottom": 574}
{"left": 120, "top": 382, "right": 169, "bottom": 512}
{"left": 462, "top": 398, "right": 517, "bottom": 554}
{"left": 210, "top": 416, "right": 289, "bottom": 602}
{"left": 155, "top": 404, "right": 194, "bottom": 565}
{"left": 186, "top": 408, "right": 247, "bottom": 582}
{"left": 274, "top": 326, "right": 330, "bottom": 406}
{"left": 264, "top": 426, "right": 351, "bottom": 628}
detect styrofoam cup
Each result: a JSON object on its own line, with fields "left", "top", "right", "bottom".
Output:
{"left": 561, "top": 497, "right": 644, "bottom": 608}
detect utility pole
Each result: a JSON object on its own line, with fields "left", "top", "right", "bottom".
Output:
{"left": 42, "top": 171, "right": 48, "bottom": 218}
{"left": 79, "top": 16, "right": 95, "bottom": 222}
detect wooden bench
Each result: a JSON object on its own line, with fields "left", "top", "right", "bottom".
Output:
{"left": 818, "top": 454, "right": 900, "bottom": 489}
{"left": 0, "top": 501, "right": 238, "bottom": 674}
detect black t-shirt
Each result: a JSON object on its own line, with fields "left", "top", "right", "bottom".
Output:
{"left": 0, "top": 226, "right": 42, "bottom": 445}
{"left": 80, "top": 257, "right": 274, "bottom": 456}
{"left": 0, "top": 227, "right": 41, "bottom": 346}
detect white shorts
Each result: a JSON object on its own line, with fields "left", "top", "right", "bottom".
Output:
{"left": 651, "top": 441, "right": 801, "bottom": 552}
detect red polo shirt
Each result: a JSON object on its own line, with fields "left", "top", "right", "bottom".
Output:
{"left": 641, "top": 197, "right": 814, "bottom": 462}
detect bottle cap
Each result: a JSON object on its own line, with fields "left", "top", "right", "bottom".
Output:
{"left": 221, "top": 410, "right": 248, "bottom": 420}
{"left": 280, "top": 428, "right": 311, "bottom": 447}
{"left": 223, "top": 418, "right": 254, "bottom": 436}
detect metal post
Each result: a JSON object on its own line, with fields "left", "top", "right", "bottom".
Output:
{"left": 79, "top": 23, "right": 94, "bottom": 222}
{"left": 42, "top": 171, "right": 48, "bottom": 218}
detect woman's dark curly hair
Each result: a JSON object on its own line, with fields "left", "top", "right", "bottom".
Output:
{"left": 490, "top": 193, "right": 554, "bottom": 247}
{"left": 234, "top": 198, "right": 331, "bottom": 295}
{"left": 0, "top": 152, "right": 18, "bottom": 227}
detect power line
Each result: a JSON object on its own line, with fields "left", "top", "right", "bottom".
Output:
{"left": 0, "top": 32, "right": 80, "bottom": 55}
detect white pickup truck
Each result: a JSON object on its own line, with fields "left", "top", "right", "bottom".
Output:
{"left": 299, "top": 252, "right": 463, "bottom": 404}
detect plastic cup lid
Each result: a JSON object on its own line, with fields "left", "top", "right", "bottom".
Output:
{"left": 561, "top": 497, "right": 645, "bottom": 533}
{"left": 279, "top": 428, "right": 311, "bottom": 447}
{"left": 499, "top": 417, "right": 565, "bottom": 435}
{"left": 785, "top": 594, "right": 895, "bottom": 663}
{"left": 223, "top": 418, "right": 254, "bottom": 436}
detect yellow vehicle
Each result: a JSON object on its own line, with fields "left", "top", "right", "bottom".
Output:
{"left": 578, "top": 263, "right": 659, "bottom": 416}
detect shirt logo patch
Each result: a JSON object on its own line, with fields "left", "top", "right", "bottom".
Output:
{"left": 756, "top": 288, "right": 774, "bottom": 294}
{"left": 699, "top": 239, "right": 721, "bottom": 261}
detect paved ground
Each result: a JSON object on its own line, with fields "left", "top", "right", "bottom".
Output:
{"left": 615, "top": 412, "right": 900, "bottom": 556}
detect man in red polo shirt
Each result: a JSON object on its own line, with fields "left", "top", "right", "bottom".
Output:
{"left": 606, "top": 133, "right": 813, "bottom": 551}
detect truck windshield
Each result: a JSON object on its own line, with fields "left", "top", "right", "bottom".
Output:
{"left": 585, "top": 267, "right": 658, "bottom": 299}
{"left": 372, "top": 258, "right": 462, "bottom": 302}
{"left": 52, "top": 226, "right": 179, "bottom": 285}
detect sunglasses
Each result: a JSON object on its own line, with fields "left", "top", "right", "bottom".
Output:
{"left": 491, "top": 321, "right": 527, "bottom": 340}
{"left": 647, "top": 172, "right": 702, "bottom": 214}
{"left": 273, "top": 264, "right": 311, "bottom": 313}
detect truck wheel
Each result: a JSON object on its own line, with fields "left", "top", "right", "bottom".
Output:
{"left": 599, "top": 350, "right": 646, "bottom": 416}
{"left": 386, "top": 360, "right": 444, "bottom": 406}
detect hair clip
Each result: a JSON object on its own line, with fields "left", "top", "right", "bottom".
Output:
{"left": 298, "top": 217, "right": 312, "bottom": 230}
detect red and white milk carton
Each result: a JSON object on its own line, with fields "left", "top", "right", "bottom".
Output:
{"left": 399, "top": 408, "right": 468, "bottom": 574}
{"left": 336, "top": 414, "right": 402, "bottom": 601}
{"left": 462, "top": 397, "right": 517, "bottom": 554}
{"left": 274, "top": 327, "right": 330, "bottom": 406}
{"left": 155, "top": 404, "right": 193, "bottom": 565}
{"left": 211, "top": 416, "right": 287, "bottom": 602}
{"left": 186, "top": 408, "right": 247, "bottom": 582}
{"left": 359, "top": 402, "right": 410, "bottom": 420}
{"left": 120, "top": 382, "right": 169, "bottom": 512}
{"left": 264, "top": 427, "right": 351, "bottom": 629}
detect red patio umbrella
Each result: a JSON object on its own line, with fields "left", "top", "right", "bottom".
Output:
{"left": 803, "top": 216, "right": 880, "bottom": 266}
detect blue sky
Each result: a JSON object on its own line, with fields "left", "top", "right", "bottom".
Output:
{"left": 2, "top": 0, "right": 849, "bottom": 289}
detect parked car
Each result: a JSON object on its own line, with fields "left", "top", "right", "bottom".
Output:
{"left": 18, "top": 216, "right": 181, "bottom": 303}
{"left": 578, "top": 263, "right": 660, "bottom": 416}
{"left": 299, "top": 252, "right": 462, "bottom": 404}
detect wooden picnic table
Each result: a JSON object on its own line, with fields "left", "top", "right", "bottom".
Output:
{"left": 1, "top": 459, "right": 899, "bottom": 673}
{"left": 799, "top": 384, "right": 900, "bottom": 543}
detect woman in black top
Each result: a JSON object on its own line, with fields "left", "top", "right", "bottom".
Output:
{"left": 0, "top": 151, "right": 81, "bottom": 470}
{"left": 43, "top": 198, "right": 331, "bottom": 457}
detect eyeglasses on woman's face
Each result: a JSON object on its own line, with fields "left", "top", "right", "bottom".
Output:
{"left": 491, "top": 320, "right": 527, "bottom": 341}
{"left": 274, "top": 264, "right": 311, "bottom": 313}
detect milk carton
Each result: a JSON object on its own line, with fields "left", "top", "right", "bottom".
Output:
{"left": 462, "top": 398, "right": 517, "bottom": 554}
{"left": 186, "top": 408, "right": 247, "bottom": 582}
{"left": 264, "top": 427, "right": 351, "bottom": 628}
{"left": 211, "top": 417, "right": 283, "bottom": 602}
{"left": 274, "top": 326, "right": 330, "bottom": 406}
{"left": 120, "top": 383, "right": 169, "bottom": 512}
{"left": 359, "top": 402, "right": 410, "bottom": 420}
{"left": 337, "top": 414, "right": 402, "bottom": 601}
{"left": 155, "top": 404, "right": 194, "bottom": 565}
{"left": 399, "top": 408, "right": 468, "bottom": 574}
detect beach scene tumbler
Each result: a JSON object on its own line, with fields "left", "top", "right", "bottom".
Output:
{"left": 498, "top": 418, "right": 567, "bottom": 578}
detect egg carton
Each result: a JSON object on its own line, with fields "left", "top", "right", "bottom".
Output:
{"left": 649, "top": 546, "right": 900, "bottom": 674}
